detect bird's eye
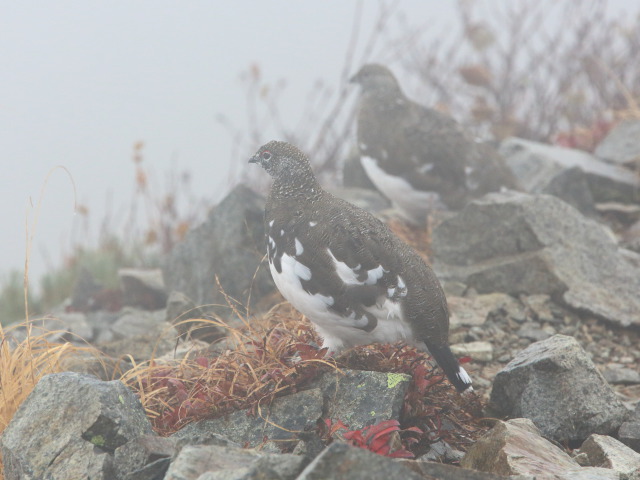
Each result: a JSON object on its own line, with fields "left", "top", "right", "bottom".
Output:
{"left": 261, "top": 151, "right": 272, "bottom": 161}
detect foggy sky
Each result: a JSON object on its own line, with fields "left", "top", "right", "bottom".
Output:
{"left": 0, "top": 1, "right": 633, "bottom": 290}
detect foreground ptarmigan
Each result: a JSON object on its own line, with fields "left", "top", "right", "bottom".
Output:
{"left": 351, "top": 63, "right": 518, "bottom": 225}
{"left": 250, "top": 140, "right": 472, "bottom": 393}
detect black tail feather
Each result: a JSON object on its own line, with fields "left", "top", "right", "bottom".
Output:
{"left": 428, "top": 344, "right": 473, "bottom": 393}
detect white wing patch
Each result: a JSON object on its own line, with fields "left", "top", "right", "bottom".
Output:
{"left": 295, "top": 238, "right": 304, "bottom": 256}
{"left": 327, "top": 249, "right": 360, "bottom": 285}
{"left": 309, "top": 221, "right": 317, "bottom": 227}
{"left": 364, "top": 265, "right": 384, "bottom": 285}
{"left": 327, "top": 248, "right": 387, "bottom": 286}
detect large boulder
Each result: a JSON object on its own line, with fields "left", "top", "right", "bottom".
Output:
{"left": 163, "top": 185, "right": 275, "bottom": 320}
{"left": 310, "top": 369, "right": 411, "bottom": 430}
{"left": 500, "top": 137, "right": 640, "bottom": 204}
{"left": 489, "top": 335, "right": 628, "bottom": 443}
{"left": 432, "top": 191, "right": 640, "bottom": 327}
{"left": 1, "top": 372, "right": 154, "bottom": 480}
{"left": 172, "top": 388, "right": 323, "bottom": 449}
{"left": 461, "top": 418, "right": 620, "bottom": 479}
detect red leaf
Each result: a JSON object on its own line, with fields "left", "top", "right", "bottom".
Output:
{"left": 195, "top": 356, "right": 209, "bottom": 368}
{"left": 372, "top": 442, "right": 391, "bottom": 456}
{"left": 369, "top": 436, "right": 391, "bottom": 453}
{"left": 388, "top": 449, "right": 415, "bottom": 459}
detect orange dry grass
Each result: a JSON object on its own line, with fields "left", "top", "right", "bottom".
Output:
{"left": 0, "top": 322, "right": 87, "bottom": 478}
{"left": 122, "top": 303, "right": 339, "bottom": 436}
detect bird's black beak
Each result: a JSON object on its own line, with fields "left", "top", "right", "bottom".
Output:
{"left": 248, "top": 155, "right": 260, "bottom": 165}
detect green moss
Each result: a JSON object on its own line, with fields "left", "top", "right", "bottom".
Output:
{"left": 386, "top": 373, "right": 408, "bottom": 389}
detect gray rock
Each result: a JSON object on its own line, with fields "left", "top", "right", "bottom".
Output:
{"left": 87, "top": 310, "right": 120, "bottom": 343}
{"left": 114, "top": 434, "right": 175, "bottom": 480}
{"left": 460, "top": 418, "right": 619, "bottom": 479}
{"left": 164, "top": 444, "right": 306, "bottom": 480}
{"left": 432, "top": 191, "right": 640, "bottom": 327}
{"left": 618, "top": 421, "right": 640, "bottom": 452}
{"left": 296, "top": 442, "right": 424, "bottom": 480}
{"left": 163, "top": 185, "right": 275, "bottom": 320}
{"left": 540, "top": 166, "right": 596, "bottom": 215}
{"left": 516, "top": 322, "right": 553, "bottom": 342}
{"left": 118, "top": 268, "right": 167, "bottom": 310}
{"left": 602, "top": 367, "right": 640, "bottom": 385}
{"left": 165, "top": 290, "right": 222, "bottom": 341}
{"left": 595, "top": 119, "right": 640, "bottom": 166}
{"left": 578, "top": 434, "right": 640, "bottom": 477}
{"left": 521, "top": 294, "right": 557, "bottom": 323}
{"left": 7, "top": 313, "right": 94, "bottom": 345}
{"left": 490, "top": 335, "right": 629, "bottom": 443}
{"left": 402, "top": 459, "right": 525, "bottom": 479}
{"left": 448, "top": 293, "right": 516, "bottom": 329}
{"left": 124, "top": 458, "right": 171, "bottom": 480}
{"left": 1, "top": 372, "right": 154, "bottom": 480}
{"left": 110, "top": 308, "right": 169, "bottom": 339}
{"left": 99, "top": 308, "right": 179, "bottom": 362}
{"left": 450, "top": 341, "right": 493, "bottom": 362}
{"left": 60, "top": 350, "right": 127, "bottom": 381}
{"left": 419, "top": 440, "right": 465, "bottom": 463}
{"left": 172, "top": 388, "right": 323, "bottom": 448}
{"left": 500, "top": 137, "right": 640, "bottom": 203}
{"left": 311, "top": 369, "right": 411, "bottom": 430}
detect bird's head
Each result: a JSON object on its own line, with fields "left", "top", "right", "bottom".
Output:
{"left": 349, "top": 63, "right": 400, "bottom": 92}
{"left": 249, "top": 140, "right": 318, "bottom": 187}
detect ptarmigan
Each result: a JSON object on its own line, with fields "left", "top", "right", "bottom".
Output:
{"left": 250, "top": 140, "right": 472, "bottom": 392}
{"left": 350, "top": 63, "right": 518, "bottom": 225}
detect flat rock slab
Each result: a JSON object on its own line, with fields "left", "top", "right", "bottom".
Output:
{"left": 297, "top": 442, "right": 424, "bottom": 480}
{"left": 578, "top": 434, "right": 640, "bottom": 476}
{"left": 500, "top": 136, "right": 639, "bottom": 203}
{"left": 1, "top": 372, "right": 154, "bottom": 480}
{"left": 461, "top": 418, "right": 622, "bottom": 479}
{"left": 461, "top": 418, "right": 580, "bottom": 477}
{"left": 172, "top": 388, "right": 323, "bottom": 448}
{"left": 311, "top": 369, "right": 411, "bottom": 430}
{"left": 489, "top": 335, "right": 628, "bottom": 443}
{"left": 164, "top": 444, "right": 306, "bottom": 480}
{"left": 433, "top": 190, "right": 640, "bottom": 327}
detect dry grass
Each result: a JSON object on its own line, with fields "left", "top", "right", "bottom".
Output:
{"left": 121, "top": 297, "right": 487, "bottom": 455}
{"left": 121, "top": 302, "right": 337, "bottom": 436}
{"left": 0, "top": 322, "right": 92, "bottom": 478}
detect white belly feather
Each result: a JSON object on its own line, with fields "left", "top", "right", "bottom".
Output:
{"left": 361, "top": 155, "right": 444, "bottom": 223}
{"left": 268, "top": 241, "right": 414, "bottom": 353}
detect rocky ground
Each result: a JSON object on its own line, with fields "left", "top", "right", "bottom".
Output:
{"left": 2, "top": 122, "right": 640, "bottom": 479}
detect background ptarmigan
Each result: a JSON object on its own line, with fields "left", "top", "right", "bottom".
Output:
{"left": 250, "top": 140, "right": 472, "bottom": 393}
{"left": 350, "top": 63, "right": 519, "bottom": 225}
